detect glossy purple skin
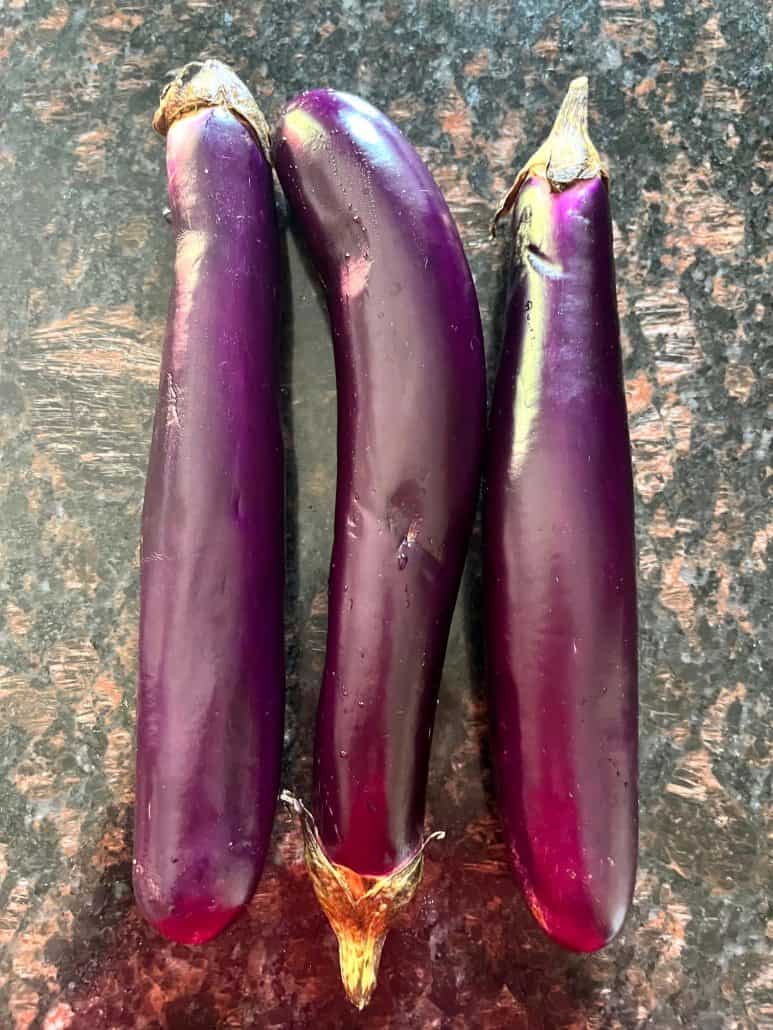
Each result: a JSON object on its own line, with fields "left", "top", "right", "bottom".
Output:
{"left": 273, "top": 91, "right": 485, "bottom": 877}
{"left": 485, "top": 174, "right": 638, "bottom": 951}
{"left": 133, "top": 107, "right": 284, "bottom": 944}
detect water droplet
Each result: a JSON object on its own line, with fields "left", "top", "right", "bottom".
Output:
{"left": 357, "top": 699, "right": 365, "bottom": 708}
{"left": 338, "top": 750, "right": 348, "bottom": 758}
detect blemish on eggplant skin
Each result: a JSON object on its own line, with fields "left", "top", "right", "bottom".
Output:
{"left": 526, "top": 243, "right": 563, "bottom": 280}
{"left": 397, "top": 539, "right": 409, "bottom": 570}
{"left": 165, "top": 371, "right": 182, "bottom": 429}
{"left": 396, "top": 521, "right": 420, "bottom": 570}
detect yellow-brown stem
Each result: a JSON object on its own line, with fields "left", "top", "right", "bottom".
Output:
{"left": 492, "top": 75, "right": 607, "bottom": 235}
{"left": 153, "top": 58, "right": 271, "bottom": 160}
{"left": 281, "top": 792, "right": 443, "bottom": 1010}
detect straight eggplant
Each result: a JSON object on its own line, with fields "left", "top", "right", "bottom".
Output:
{"left": 485, "top": 78, "right": 638, "bottom": 952}
{"left": 133, "top": 61, "right": 284, "bottom": 944}
{"left": 274, "top": 90, "right": 486, "bottom": 1008}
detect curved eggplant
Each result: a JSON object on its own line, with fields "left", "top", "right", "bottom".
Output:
{"left": 133, "top": 61, "right": 284, "bottom": 945}
{"left": 485, "top": 78, "right": 638, "bottom": 952}
{"left": 273, "top": 90, "right": 485, "bottom": 1007}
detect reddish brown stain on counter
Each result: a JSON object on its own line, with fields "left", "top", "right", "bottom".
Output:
{"left": 489, "top": 109, "right": 527, "bottom": 194}
{"left": 440, "top": 84, "right": 474, "bottom": 157}
{"left": 73, "top": 129, "right": 110, "bottom": 175}
{"left": 91, "top": 822, "right": 129, "bottom": 873}
{"left": 751, "top": 526, "right": 771, "bottom": 570}
{"left": 702, "top": 77, "right": 749, "bottom": 116}
{"left": 666, "top": 748, "right": 725, "bottom": 806}
{"left": 42, "top": 1002, "right": 75, "bottom": 1029}
{"left": 629, "top": 404, "right": 677, "bottom": 502}
{"left": 637, "top": 282, "right": 702, "bottom": 385}
{"left": 462, "top": 48, "right": 489, "bottom": 77}
{"left": 37, "top": 5, "right": 69, "bottom": 32}
{"left": 683, "top": 13, "right": 727, "bottom": 73}
{"left": 711, "top": 273, "right": 746, "bottom": 311}
{"left": 94, "top": 11, "right": 144, "bottom": 30}
{"left": 625, "top": 370, "right": 654, "bottom": 416}
{"left": 600, "top": 0, "right": 657, "bottom": 57}
{"left": 103, "top": 727, "right": 134, "bottom": 803}
{"left": 0, "top": 26, "right": 21, "bottom": 60}
{"left": 662, "top": 156, "right": 745, "bottom": 260}
{"left": 659, "top": 555, "right": 696, "bottom": 638}
{"left": 701, "top": 683, "right": 746, "bottom": 753}
{"left": 724, "top": 363, "right": 757, "bottom": 402}
{"left": 388, "top": 96, "right": 423, "bottom": 123}
{"left": 1, "top": 674, "right": 60, "bottom": 739}
{"left": 5, "top": 601, "right": 32, "bottom": 638}
{"left": 532, "top": 16, "right": 561, "bottom": 62}
{"left": 9, "top": 988, "right": 40, "bottom": 1030}
{"left": 33, "top": 96, "right": 69, "bottom": 125}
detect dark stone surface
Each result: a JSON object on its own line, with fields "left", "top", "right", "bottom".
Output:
{"left": 0, "top": 1, "right": 770, "bottom": 1027}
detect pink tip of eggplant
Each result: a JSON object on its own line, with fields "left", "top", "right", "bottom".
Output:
{"left": 514, "top": 853, "right": 633, "bottom": 953}
{"left": 133, "top": 864, "right": 253, "bottom": 945}
{"left": 533, "top": 899, "right": 629, "bottom": 953}
{"left": 142, "top": 901, "right": 243, "bottom": 945}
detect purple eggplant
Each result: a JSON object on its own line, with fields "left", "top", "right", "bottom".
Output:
{"left": 485, "top": 77, "right": 638, "bottom": 951}
{"left": 133, "top": 61, "right": 283, "bottom": 945}
{"left": 273, "top": 90, "right": 485, "bottom": 1007}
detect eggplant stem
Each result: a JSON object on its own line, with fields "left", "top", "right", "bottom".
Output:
{"left": 281, "top": 791, "right": 444, "bottom": 1010}
{"left": 153, "top": 58, "right": 271, "bottom": 161}
{"left": 491, "top": 75, "right": 607, "bottom": 237}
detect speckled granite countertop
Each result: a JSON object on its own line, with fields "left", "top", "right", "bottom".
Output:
{"left": 0, "top": 1, "right": 770, "bottom": 1027}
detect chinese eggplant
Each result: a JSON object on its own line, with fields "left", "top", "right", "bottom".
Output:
{"left": 133, "top": 61, "right": 284, "bottom": 944}
{"left": 485, "top": 77, "right": 638, "bottom": 952}
{"left": 273, "top": 91, "right": 485, "bottom": 1007}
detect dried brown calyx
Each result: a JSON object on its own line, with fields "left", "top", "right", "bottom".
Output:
{"left": 492, "top": 76, "right": 607, "bottom": 235}
{"left": 153, "top": 58, "right": 271, "bottom": 160}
